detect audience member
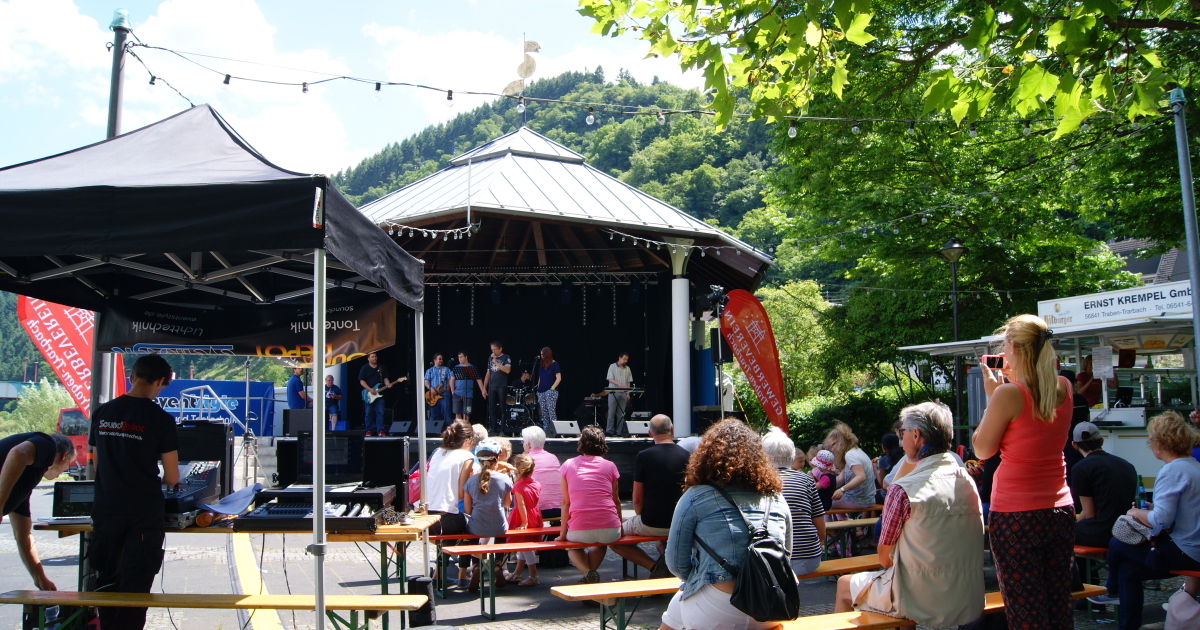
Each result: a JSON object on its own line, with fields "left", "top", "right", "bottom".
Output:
{"left": 835, "top": 402, "right": 985, "bottom": 628}
{"left": 611, "top": 414, "right": 689, "bottom": 578}
{"left": 875, "top": 432, "right": 904, "bottom": 502}
{"left": 1089, "top": 411, "right": 1200, "bottom": 630}
{"left": 661, "top": 419, "right": 791, "bottom": 630}
{"left": 505, "top": 454, "right": 543, "bottom": 586}
{"left": 763, "top": 426, "right": 826, "bottom": 576}
{"left": 556, "top": 425, "right": 622, "bottom": 584}
{"left": 494, "top": 436, "right": 517, "bottom": 481}
{"left": 825, "top": 422, "right": 876, "bottom": 510}
{"left": 1069, "top": 421, "right": 1137, "bottom": 548}
{"left": 973, "top": 314, "right": 1075, "bottom": 630}
{"left": 425, "top": 422, "right": 477, "bottom": 588}
{"left": 1058, "top": 368, "right": 1090, "bottom": 487}
{"left": 809, "top": 450, "right": 838, "bottom": 512}
{"left": 462, "top": 439, "right": 513, "bottom": 591}
{"left": 520, "top": 426, "right": 563, "bottom": 520}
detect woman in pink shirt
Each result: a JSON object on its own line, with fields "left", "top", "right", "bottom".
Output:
{"left": 973, "top": 314, "right": 1074, "bottom": 630}
{"left": 556, "top": 425, "right": 622, "bottom": 583}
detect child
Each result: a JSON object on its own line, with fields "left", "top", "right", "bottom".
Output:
{"left": 463, "top": 439, "right": 513, "bottom": 590}
{"left": 810, "top": 449, "right": 838, "bottom": 512}
{"left": 494, "top": 436, "right": 518, "bottom": 482}
{"left": 505, "top": 454, "right": 543, "bottom": 586}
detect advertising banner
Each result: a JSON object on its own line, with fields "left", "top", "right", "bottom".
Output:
{"left": 98, "top": 294, "right": 396, "bottom": 365}
{"left": 720, "top": 289, "right": 788, "bottom": 431}
{"left": 1038, "top": 280, "right": 1193, "bottom": 328}
{"left": 154, "top": 379, "right": 276, "bottom": 435}
{"left": 17, "top": 297, "right": 95, "bottom": 416}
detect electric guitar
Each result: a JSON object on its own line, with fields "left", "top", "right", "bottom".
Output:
{"left": 425, "top": 384, "right": 446, "bottom": 407}
{"left": 361, "top": 377, "right": 406, "bottom": 404}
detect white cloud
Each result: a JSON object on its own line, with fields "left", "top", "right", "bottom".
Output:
{"left": 363, "top": 24, "right": 705, "bottom": 126}
{"left": 0, "top": 0, "right": 108, "bottom": 80}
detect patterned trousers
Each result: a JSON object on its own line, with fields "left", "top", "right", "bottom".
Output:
{"left": 537, "top": 389, "right": 558, "bottom": 432}
{"left": 989, "top": 506, "right": 1076, "bottom": 630}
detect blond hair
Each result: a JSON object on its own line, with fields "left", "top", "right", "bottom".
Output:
{"left": 1147, "top": 411, "right": 1200, "bottom": 456}
{"left": 494, "top": 436, "right": 513, "bottom": 462}
{"left": 825, "top": 422, "right": 859, "bottom": 471}
{"left": 513, "top": 453, "right": 535, "bottom": 479}
{"left": 995, "top": 314, "right": 1059, "bottom": 421}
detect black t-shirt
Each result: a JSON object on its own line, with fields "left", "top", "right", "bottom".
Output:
{"left": 1071, "top": 450, "right": 1138, "bottom": 544}
{"left": 485, "top": 353, "right": 511, "bottom": 389}
{"left": 88, "top": 395, "right": 180, "bottom": 519}
{"left": 0, "top": 432, "right": 56, "bottom": 518}
{"left": 633, "top": 442, "right": 691, "bottom": 529}
{"left": 358, "top": 364, "right": 388, "bottom": 389}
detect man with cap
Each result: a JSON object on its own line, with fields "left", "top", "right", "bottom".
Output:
{"left": 0, "top": 431, "right": 76, "bottom": 590}
{"left": 1069, "top": 421, "right": 1138, "bottom": 548}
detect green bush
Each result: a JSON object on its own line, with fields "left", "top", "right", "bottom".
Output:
{"left": 787, "top": 390, "right": 903, "bottom": 458}
{"left": 0, "top": 380, "right": 73, "bottom": 437}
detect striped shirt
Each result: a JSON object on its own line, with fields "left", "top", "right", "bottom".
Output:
{"left": 778, "top": 467, "right": 825, "bottom": 560}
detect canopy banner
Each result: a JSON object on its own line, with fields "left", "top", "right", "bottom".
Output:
{"left": 720, "top": 289, "right": 788, "bottom": 432}
{"left": 98, "top": 294, "right": 396, "bottom": 365}
{"left": 17, "top": 296, "right": 95, "bottom": 416}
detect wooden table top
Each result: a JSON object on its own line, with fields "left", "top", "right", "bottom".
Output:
{"left": 34, "top": 513, "right": 440, "bottom": 543}
{"left": 0, "top": 590, "right": 428, "bottom": 611}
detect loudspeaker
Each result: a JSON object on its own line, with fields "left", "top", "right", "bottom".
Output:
{"left": 274, "top": 438, "right": 298, "bottom": 488}
{"left": 363, "top": 437, "right": 407, "bottom": 489}
{"left": 176, "top": 422, "right": 234, "bottom": 497}
{"left": 425, "top": 420, "right": 446, "bottom": 435}
{"left": 389, "top": 421, "right": 414, "bottom": 435}
{"left": 284, "top": 409, "right": 314, "bottom": 436}
{"left": 406, "top": 576, "right": 436, "bottom": 626}
{"left": 694, "top": 409, "right": 745, "bottom": 436}
{"left": 710, "top": 328, "right": 733, "bottom": 364}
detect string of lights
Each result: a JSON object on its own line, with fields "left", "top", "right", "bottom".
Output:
{"left": 383, "top": 221, "right": 480, "bottom": 240}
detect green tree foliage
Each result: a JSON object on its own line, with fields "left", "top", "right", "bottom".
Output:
{"left": 0, "top": 292, "right": 55, "bottom": 383}
{"left": 0, "top": 380, "right": 73, "bottom": 436}
{"left": 579, "top": 0, "right": 1198, "bottom": 134}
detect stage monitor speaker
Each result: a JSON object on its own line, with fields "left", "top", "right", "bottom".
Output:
{"left": 625, "top": 421, "right": 651, "bottom": 436}
{"left": 710, "top": 328, "right": 734, "bottom": 364}
{"left": 176, "top": 422, "right": 234, "bottom": 497}
{"left": 425, "top": 420, "right": 446, "bottom": 435}
{"left": 274, "top": 438, "right": 298, "bottom": 488}
{"left": 694, "top": 409, "right": 745, "bottom": 436}
{"left": 284, "top": 409, "right": 314, "bottom": 436}
{"left": 553, "top": 420, "right": 581, "bottom": 436}
{"left": 389, "top": 421, "right": 414, "bottom": 435}
{"left": 363, "top": 437, "right": 408, "bottom": 490}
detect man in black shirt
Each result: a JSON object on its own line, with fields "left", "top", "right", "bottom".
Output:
{"left": 0, "top": 431, "right": 75, "bottom": 590}
{"left": 481, "top": 341, "right": 511, "bottom": 434}
{"left": 358, "top": 352, "right": 394, "bottom": 436}
{"left": 611, "top": 414, "right": 690, "bottom": 578}
{"left": 89, "top": 353, "right": 180, "bottom": 630}
{"left": 1069, "top": 421, "right": 1138, "bottom": 548}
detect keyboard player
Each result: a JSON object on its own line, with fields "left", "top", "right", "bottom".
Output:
{"left": 605, "top": 352, "right": 633, "bottom": 436}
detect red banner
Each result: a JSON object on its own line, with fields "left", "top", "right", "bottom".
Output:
{"left": 18, "top": 297, "right": 95, "bottom": 417}
{"left": 720, "top": 289, "right": 788, "bottom": 432}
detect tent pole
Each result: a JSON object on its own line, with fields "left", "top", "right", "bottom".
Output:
{"left": 415, "top": 305, "right": 429, "bottom": 573}
{"left": 311, "top": 248, "right": 328, "bottom": 630}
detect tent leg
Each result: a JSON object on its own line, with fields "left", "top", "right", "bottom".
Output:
{"left": 312, "top": 248, "right": 328, "bottom": 630}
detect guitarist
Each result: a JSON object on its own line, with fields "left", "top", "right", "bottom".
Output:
{"left": 358, "top": 352, "right": 394, "bottom": 436}
{"left": 423, "top": 353, "right": 453, "bottom": 425}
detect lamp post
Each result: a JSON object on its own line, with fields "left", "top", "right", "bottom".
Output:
{"left": 937, "top": 238, "right": 969, "bottom": 439}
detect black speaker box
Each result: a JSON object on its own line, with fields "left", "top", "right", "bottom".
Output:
{"left": 694, "top": 409, "right": 745, "bottom": 436}
{"left": 284, "top": 409, "right": 314, "bottom": 436}
{"left": 389, "top": 421, "right": 414, "bottom": 435}
{"left": 363, "top": 437, "right": 407, "bottom": 489}
{"left": 176, "top": 422, "right": 234, "bottom": 497}
{"left": 710, "top": 328, "right": 734, "bottom": 364}
{"left": 274, "top": 438, "right": 298, "bottom": 488}
{"left": 425, "top": 420, "right": 446, "bottom": 435}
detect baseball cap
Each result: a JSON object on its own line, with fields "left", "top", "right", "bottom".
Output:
{"left": 1073, "top": 422, "right": 1101, "bottom": 443}
{"left": 475, "top": 438, "right": 501, "bottom": 459}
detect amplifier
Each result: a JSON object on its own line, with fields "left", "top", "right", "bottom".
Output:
{"left": 283, "top": 409, "right": 314, "bottom": 436}
{"left": 363, "top": 438, "right": 408, "bottom": 489}
{"left": 274, "top": 438, "right": 298, "bottom": 488}
{"left": 255, "top": 484, "right": 396, "bottom": 509}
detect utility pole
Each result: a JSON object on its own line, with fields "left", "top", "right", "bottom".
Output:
{"left": 1169, "top": 88, "right": 1200, "bottom": 374}
{"left": 105, "top": 9, "right": 130, "bottom": 138}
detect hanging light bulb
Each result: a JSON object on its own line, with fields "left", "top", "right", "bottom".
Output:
{"left": 840, "top": 241, "right": 846, "bottom": 249}
{"left": 787, "top": 121, "right": 797, "bottom": 138}
{"left": 302, "top": 82, "right": 309, "bottom": 94}
{"left": 906, "top": 122, "right": 916, "bottom": 135}
{"left": 516, "top": 97, "right": 526, "bottom": 113}
{"left": 921, "top": 214, "right": 929, "bottom": 224}
{"left": 407, "top": 230, "right": 413, "bottom": 237}
{"left": 585, "top": 107, "right": 595, "bottom": 125}
{"left": 609, "top": 232, "right": 614, "bottom": 240}
{"left": 736, "top": 249, "right": 741, "bottom": 255}
{"left": 388, "top": 226, "right": 395, "bottom": 235}
{"left": 147, "top": 76, "right": 157, "bottom": 91}
{"left": 893, "top": 226, "right": 899, "bottom": 234}
{"left": 1022, "top": 120, "right": 1032, "bottom": 136}
{"left": 700, "top": 249, "right": 706, "bottom": 257}
{"left": 716, "top": 248, "right": 722, "bottom": 255}
{"left": 657, "top": 111, "right": 666, "bottom": 125}
{"left": 375, "top": 82, "right": 383, "bottom": 102}
{"left": 850, "top": 123, "right": 861, "bottom": 135}
{"left": 968, "top": 124, "right": 978, "bottom": 138}
{"left": 1080, "top": 119, "right": 1090, "bottom": 131}
{"left": 223, "top": 74, "right": 231, "bottom": 86}
{"left": 992, "top": 193, "right": 1000, "bottom": 203}
{"left": 446, "top": 90, "right": 453, "bottom": 106}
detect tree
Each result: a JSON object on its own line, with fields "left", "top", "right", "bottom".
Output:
{"left": 0, "top": 380, "right": 73, "bottom": 436}
{"left": 578, "top": 0, "right": 1197, "bottom": 134}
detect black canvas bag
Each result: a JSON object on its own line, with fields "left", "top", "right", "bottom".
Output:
{"left": 693, "top": 484, "right": 801, "bottom": 622}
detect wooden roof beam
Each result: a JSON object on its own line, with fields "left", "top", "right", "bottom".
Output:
{"left": 531, "top": 222, "right": 547, "bottom": 267}
{"left": 487, "top": 218, "right": 511, "bottom": 270}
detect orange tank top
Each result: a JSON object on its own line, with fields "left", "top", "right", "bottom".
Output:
{"left": 989, "top": 375, "right": 1074, "bottom": 513}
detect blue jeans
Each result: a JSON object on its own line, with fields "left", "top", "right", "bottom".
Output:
{"left": 364, "top": 398, "right": 386, "bottom": 433}
{"left": 1106, "top": 535, "right": 1200, "bottom": 630}
{"left": 428, "top": 395, "right": 451, "bottom": 422}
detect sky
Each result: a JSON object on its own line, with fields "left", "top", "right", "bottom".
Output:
{"left": 0, "top": 0, "right": 704, "bottom": 175}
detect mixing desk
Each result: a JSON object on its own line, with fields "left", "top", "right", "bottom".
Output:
{"left": 163, "top": 461, "right": 221, "bottom": 528}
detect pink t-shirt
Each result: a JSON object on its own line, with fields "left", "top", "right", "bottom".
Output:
{"left": 560, "top": 455, "right": 621, "bottom": 531}
{"left": 990, "top": 376, "right": 1074, "bottom": 513}
{"left": 527, "top": 448, "right": 563, "bottom": 510}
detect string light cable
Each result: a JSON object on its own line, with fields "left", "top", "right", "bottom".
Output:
{"left": 384, "top": 221, "right": 481, "bottom": 240}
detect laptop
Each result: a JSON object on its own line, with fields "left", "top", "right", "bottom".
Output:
{"left": 38, "top": 481, "right": 94, "bottom": 525}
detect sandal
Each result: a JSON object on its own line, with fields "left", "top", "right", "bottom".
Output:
{"left": 519, "top": 577, "right": 540, "bottom": 586}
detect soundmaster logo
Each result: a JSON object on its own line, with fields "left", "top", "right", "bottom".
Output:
{"left": 97, "top": 420, "right": 144, "bottom": 432}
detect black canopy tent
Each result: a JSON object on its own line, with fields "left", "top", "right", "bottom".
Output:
{"left": 0, "top": 105, "right": 425, "bottom": 627}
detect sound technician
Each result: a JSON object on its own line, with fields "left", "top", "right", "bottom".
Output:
{"left": 0, "top": 431, "right": 75, "bottom": 590}
{"left": 88, "top": 353, "right": 180, "bottom": 630}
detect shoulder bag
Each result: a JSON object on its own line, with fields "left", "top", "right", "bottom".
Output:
{"left": 693, "top": 484, "right": 801, "bottom": 622}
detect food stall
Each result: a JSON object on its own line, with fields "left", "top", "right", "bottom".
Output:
{"left": 900, "top": 280, "right": 1195, "bottom": 479}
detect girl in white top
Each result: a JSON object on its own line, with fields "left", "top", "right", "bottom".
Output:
{"left": 825, "top": 422, "right": 877, "bottom": 509}
{"left": 425, "top": 421, "right": 476, "bottom": 588}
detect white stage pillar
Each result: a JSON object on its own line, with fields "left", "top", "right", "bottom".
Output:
{"left": 666, "top": 237, "right": 693, "bottom": 437}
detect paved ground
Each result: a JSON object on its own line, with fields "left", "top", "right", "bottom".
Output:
{"left": 0, "top": 483, "right": 1185, "bottom": 629}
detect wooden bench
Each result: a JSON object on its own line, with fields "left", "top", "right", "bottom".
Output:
{"left": 444, "top": 535, "right": 668, "bottom": 619}
{"left": 551, "top": 554, "right": 882, "bottom": 630}
{"left": 0, "top": 590, "right": 428, "bottom": 630}
{"left": 430, "top": 526, "right": 564, "bottom": 598}
{"left": 825, "top": 518, "right": 880, "bottom": 559}
{"left": 825, "top": 505, "right": 884, "bottom": 517}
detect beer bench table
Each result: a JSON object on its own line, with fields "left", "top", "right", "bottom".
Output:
{"left": 551, "top": 554, "right": 883, "bottom": 630}
{"left": 825, "top": 505, "right": 884, "bottom": 517}
{"left": 0, "top": 590, "right": 428, "bottom": 630}
{"left": 33, "top": 514, "right": 439, "bottom": 630}
{"left": 824, "top": 518, "right": 880, "bottom": 559}
{"left": 429, "top": 526, "right": 563, "bottom": 598}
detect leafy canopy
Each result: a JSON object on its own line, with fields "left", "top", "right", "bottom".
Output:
{"left": 578, "top": 0, "right": 1198, "bottom": 135}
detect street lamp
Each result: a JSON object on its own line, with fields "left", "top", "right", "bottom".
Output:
{"left": 937, "top": 238, "right": 969, "bottom": 438}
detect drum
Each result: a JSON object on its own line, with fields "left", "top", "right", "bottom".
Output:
{"left": 505, "top": 394, "right": 518, "bottom": 405}
{"left": 523, "top": 392, "right": 538, "bottom": 404}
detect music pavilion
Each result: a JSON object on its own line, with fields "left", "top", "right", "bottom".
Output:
{"left": 359, "top": 127, "right": 774, "bottom": 436}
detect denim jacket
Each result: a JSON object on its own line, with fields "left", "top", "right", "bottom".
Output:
{"left": 665, "top": 484, "right": 793, "bottom": 600}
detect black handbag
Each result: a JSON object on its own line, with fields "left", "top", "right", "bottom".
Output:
{"left": 693, "top": 484, "right": 801, "bottom": 622}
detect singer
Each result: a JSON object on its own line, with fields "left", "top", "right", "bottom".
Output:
{"left": 481, "top": 341, "right": 512, "bottom": 433}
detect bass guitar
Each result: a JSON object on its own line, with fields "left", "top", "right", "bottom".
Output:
{"left": 361, "top": 377, "right": 406, "bottom": 404}
{"left": 425, "top": 384, "right": 446, "bottom": 407}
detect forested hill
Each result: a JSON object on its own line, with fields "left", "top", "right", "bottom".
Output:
{"left": 334, "top": 68, "right": 774, "bottom": 229}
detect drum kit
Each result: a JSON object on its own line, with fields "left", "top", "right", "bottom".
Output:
{"left": 499, "top": 385, "right": 539, "bottom": 436}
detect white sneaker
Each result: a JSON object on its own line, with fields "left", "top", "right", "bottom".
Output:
{"left": 1088, "top": 593, "right": 1121, "bottom": 605}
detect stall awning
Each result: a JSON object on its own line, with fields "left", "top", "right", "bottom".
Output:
{"left": 899, "top": 314, "right": 1195, "bottom": 357}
